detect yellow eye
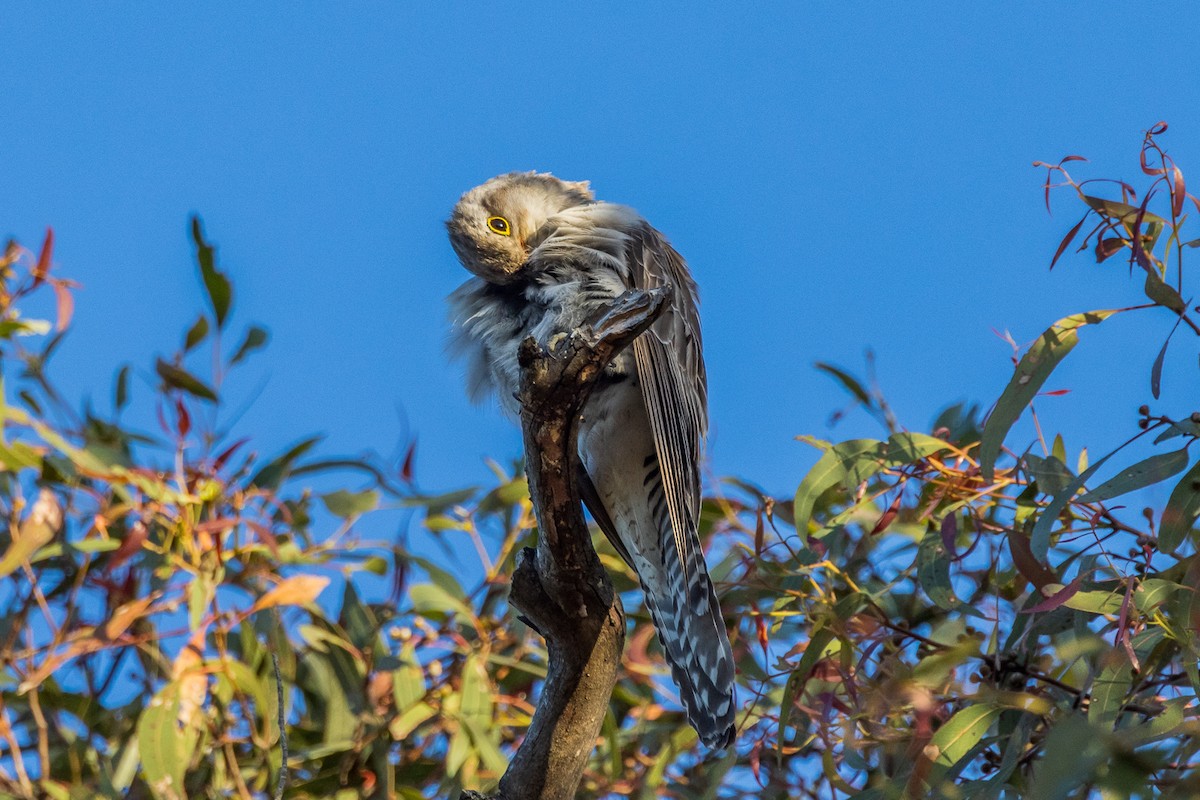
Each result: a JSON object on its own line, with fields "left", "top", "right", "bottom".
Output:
{"left": 487, "top": 216, "right": 512, "bottom": 236}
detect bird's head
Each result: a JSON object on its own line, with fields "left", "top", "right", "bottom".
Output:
{"left": 446, "top": 171, "right": 594, "bottom": 284}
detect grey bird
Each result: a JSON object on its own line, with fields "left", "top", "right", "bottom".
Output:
{"left": 446, "top": 172, "right": 736, "bottom": 749}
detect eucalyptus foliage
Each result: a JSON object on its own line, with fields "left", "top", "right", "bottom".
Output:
{"left": 2, "top": 125, "right": 1199, "bottom": 800}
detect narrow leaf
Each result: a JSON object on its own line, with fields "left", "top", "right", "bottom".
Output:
{"left": 1049, "top": 215, "right": 1085, "bottom": 270}
{"left": 229, "top": 325, "right": 268, "bottom": 365}
{"left": 1144, "top": 270, "right": 1187, "bottom": 314}
{"left": 777, "top": 628, "right": 835, "bottom": 758}
{"left": 792, "top": 439, "right": 883, "bottom": 535}
{"left": 137, "top": 682, "right": 186, "bottom": 799}
{"left": 321, "top": 489, "right": 379, "bottom": 519}
{"left": 191, "top": 216, "right": 232, "bottom": 329}
{"left": 1007, "top": 525, "right": 1056, "bottom": 590}
{"left": 115, "top": 364, "right": 131, "bottom": 411}
{"left": 51, "top": 282, "right": 73, "bottom": 332}
{"left": 1082, "top": 195, "right": 1166, "bottom": 225}
{"left": 1150, "top": 311, "right": 1185, "bottom": 399}
{"left": 33, "top": 228, "right": 54, "bottom": 286}
{"left": 250, "top": 575, "right": 330, "bottom": 613}
{"left": 980, "top": 310, "right": 1117, "bottom": 482}
{"left": 1089, "top": 657, "right": 1132, "bottom": 730}
{"left": 1095, "top": 237, "right": 1126, "bottom": 263}
{"left": 1030, "top": 449, "right": 1117, "bottom": 560}
{"left": 1173, "top": 166, "right": 1186, "bottom": 218}
{"left": 1159, "top": 457, "right": 1200, "bottom": 553}
{"left": 929, "top": 704, "right": 1000, "bottom": 767}
{"left": 155, "top": 358, "right": 217, "bottom": 402}
{"left": 183, "top": 316, "right": 209, "bottom": 352}
{"left": 249, "top": 436, "right": 323, "bottom": 489}
{"left": 814, "top": 361, "right": 871, "bottom": 405}
{"left": 1019, "top": 577, "right": 1082, "bottom": 614}
{"left": 1077, "top": 448, "right": 1190, "bottom": 502}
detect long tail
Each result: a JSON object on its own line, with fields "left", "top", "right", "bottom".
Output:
{"left": 641, "top": 523, "right": 736, "bottom": 749}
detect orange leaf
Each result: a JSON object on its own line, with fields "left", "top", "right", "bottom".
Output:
{"left": 51, "top": 281, "right": 73, "bottom": 332}
{"left": 174, "top": 626, "right": 210, "bottom": 727}
{"left": 33, "top": 228, "right": 53, "bottom": 286}
{"left": 105, "top": 595, "right": 156, "bottom": 640}
{"left": 250, "top": 575, "right": 329, "bottom": 614}
{"left": 1173, "top": 166, "right": 1186, "bottom": 218}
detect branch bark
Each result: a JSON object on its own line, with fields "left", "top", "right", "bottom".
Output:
{"left": 459, "top": 287, "right": 671, "bottom": 800}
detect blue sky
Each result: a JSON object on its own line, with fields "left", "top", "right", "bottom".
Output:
{"left": 5, "top": 4, "right": 1200, "bottom": 506}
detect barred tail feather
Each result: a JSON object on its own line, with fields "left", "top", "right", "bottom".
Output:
{"left": 643, "top": 546, "right": 736, "bottom": 749}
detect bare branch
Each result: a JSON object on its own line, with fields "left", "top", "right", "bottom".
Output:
{"left": 461, "top": 287, "right": 671, "bottom": 800}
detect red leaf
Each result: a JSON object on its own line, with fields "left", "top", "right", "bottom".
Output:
{"left": 1129, "top": 190, "right": 1157, "bottom": 272}
{"left": 1095, "top": 237, "right": 1126, "bottom": 263}
{"left": 1019, "top": 576, "right": 1081, "bottom": 614}
{"left": 939, "top": 513, "right": 958, "bottom": 560}
{"left": 755, "top": 615, "right": 769, "bottom": 658}
{"left": 245, "top": 520, "right": 280, "bottom": 556}
{"left": 1173, "top": 166, "right": 1186, "bottom": 218}
{"left": 1038, "top": 389, "right": 1071, "bottom": 397}
{"left": 1116, "top": 579, "right": 1140, "bottom": 670}
{"left": 869, "top": 493, "right": 902, "bottom": 536}
{"left": 1050, "top": 215, "right": 1086, "bottom": 270}
{"left": 51, "top": 281, "right": 74, "bottom": 332}
{"left": 1149, "top": 121, "right": 1169, "bottom": 135}
{"left": 1006, "top": 527, "right": 1057, "bottom": 590}
{"left": 1140, "top": 146, "right": 1166, "bottom": 176}
{"left": 175, "top": 397, "right": 191, "bottom": 438}
{"left": 33, "top": 228, "right": 54, "bottom": 286}
{"left": 1059, "top": 155, "right": 1088, "bottom": 164}
{"left": 213, "top": 438, "right": 249, "bottom": 472}
{"left": 107, "top": 520, "right": 149, "bottom": 572}
{"left": 754, "top": 508, "right": 764, "bottom": 556}
{"left": 400, "top": 439, "right": 417, "bottom": 483}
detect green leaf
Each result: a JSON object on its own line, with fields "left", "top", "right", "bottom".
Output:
{"left": 115, "top": 364, "right": 131, "bottom": 411}
{"left": 1119, "top": 696, "right": 1188, "bottom": 745}
{"left": 980, "top": 310, "right": 1117, "bottom": 482}
{"left": 793, "top": 439, "right": 883, "bottom": 534}
{"left": 155, "top": 358, "right": 217, "bottom": 403}
{"left": 183, "top": 315, "right": 209, "bottom": 352}
{"left": 1082, "top": 195, "right": 1166, "bottom": 226}
{"left": 777, "top": 628, "right": 835, "bottom": 759}
{"left": 882, "top": 432, "right": 950, "bottom": 465}
{"left": 137, "top": 681, "right": 186, "bottom": 800}
{"left": 393, "top": 644, "right": 426, "bottom": 713}
{"left": 390, "top": 701, "right": 436, "bottom": 740}
{"left": 68, "top": 538, "right": 121, "bottom": 554}
{"left": 409, "top": 583, "right": 475, "bottom": 621}
{"left": 929, "top": 703, "right": 1000, "bottom": 768}
{"left": 0, "top": 440, "right": 44, "bottom": 472}
{"left": 1077, "top": 448, "right": 1190, "bottom": 502}
{"left": 1063, "top": 590, "right": 1124, "bottom": 616}
{"left": 1029, "top": 714, "right": 1106, "bottom": 800}
{"left": 1026, "top": 454, "right": 1074, "bottom": 496}
{"left": 320, "top": 488, "right": 379, "bottom": 519}
{"left": 1088, "top": 656, "right": 1131, "bottom": 729}
{"left": 814, "top": 361, "right": 871, "bottom": 405}
{"left": 1160, "top": 457, "right": 1200, "bottom": 553}
{"left": 249, "top": 436, "right": 323, "bottom": 490}
{"left": 229, "top": 325, "right": 269, "bottom": 366}
{"left": 221, "top": 660, "right": 274, "bottom": 737}
{"left": 191, "top": 216, "right": 232, "bottom": 329}
{"left": 917, "top": 528, "right": 984, "bottom": 617}
{"left": 1030, "top": 448, "right": 1118, "bottom": 560}
{"left": 1143, "top": 270, "right": 1187, "bottom": 314}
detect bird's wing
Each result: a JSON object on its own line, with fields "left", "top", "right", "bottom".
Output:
{"left": 625, "top": 222, "right": 709, "bottom": 565}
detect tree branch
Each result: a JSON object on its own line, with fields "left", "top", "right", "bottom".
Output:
{"left": 460, "top": 287, "right": 671, "bottom": 800}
